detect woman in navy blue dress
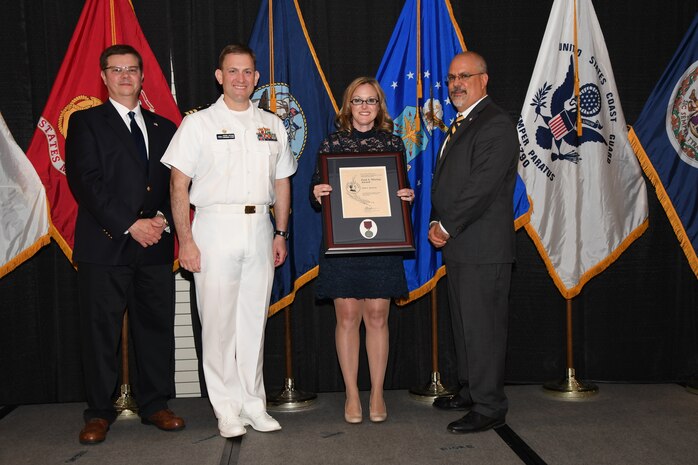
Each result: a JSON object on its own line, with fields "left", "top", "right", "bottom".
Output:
{"left": 311, "top": 77, "right": 414, "bottom": 424}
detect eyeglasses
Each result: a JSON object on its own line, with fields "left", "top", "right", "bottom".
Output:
{"left": 446, "top": 72, "right": 484, "bottom": 84}
{"left": 104, "top": 66, "right": 141, "bottom": 75}
{"left": 350, "top": 97, "right": 380, "bottom": 106}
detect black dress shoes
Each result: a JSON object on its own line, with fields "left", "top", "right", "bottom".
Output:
{"left": 432, "top": 394, "right": 472, "bottom": 411}
{"left": 447, "top": 411, "right": 505, "bottom": 434}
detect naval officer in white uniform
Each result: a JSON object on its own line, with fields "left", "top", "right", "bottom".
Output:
{"left": 162, "top": 44, "right": 297, "bottom": 438}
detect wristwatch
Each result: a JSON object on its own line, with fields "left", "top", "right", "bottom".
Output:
{"left": 274, "top": 230, "right": 290, "bottom": 240}
{"left": 155, "top": 211, "right": 169, "bottom": 228}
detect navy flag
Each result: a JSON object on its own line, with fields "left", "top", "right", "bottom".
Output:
{"left": 629, "top": 13, "right": 698, "bottom": 278}
{"left": 249, "top": 0, "right": 338, "bottom": 314}
{"left": 376, "top": 0, "right": 530, "bottom": 304}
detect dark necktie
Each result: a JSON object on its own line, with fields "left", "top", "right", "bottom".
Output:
{"left": 128, "top": 111, "right": 148, "bottom": 167}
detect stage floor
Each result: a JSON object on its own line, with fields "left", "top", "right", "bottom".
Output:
{"left": 1, "top": 384, "right": 696, "bottom": 465}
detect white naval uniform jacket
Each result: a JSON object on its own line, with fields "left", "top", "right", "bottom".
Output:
{"left": 161, "top": 95, "right": 297, "bottom": 207}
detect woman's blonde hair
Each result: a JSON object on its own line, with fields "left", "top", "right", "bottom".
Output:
{"left": 336, "top": 77, "right": 394, "bottom": 133}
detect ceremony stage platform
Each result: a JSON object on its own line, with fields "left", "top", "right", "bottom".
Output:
{"left": 1, "top": 384, "right": 696, "bottom": 465}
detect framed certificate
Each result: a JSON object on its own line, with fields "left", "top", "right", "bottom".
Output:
{"left": 319, "top": 151, "right": 415, "bottom": 255}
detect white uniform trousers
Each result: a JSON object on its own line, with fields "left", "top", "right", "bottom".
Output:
{"left": 192, "top": 204, "right": 274, "bottom": 420}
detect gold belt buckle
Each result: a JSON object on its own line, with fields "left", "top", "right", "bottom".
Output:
{"left": 244, "top": 205, "right": 256, "bottom": 214}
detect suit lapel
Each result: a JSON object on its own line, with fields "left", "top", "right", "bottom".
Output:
{"left": 103, "top": 101, "right": 150, "bottom": 176}
{"left": 435, "top": 96, "right": 491, "bottom": 175}
{"left": 142, "top": 110, "right": 159, "bottom": 173}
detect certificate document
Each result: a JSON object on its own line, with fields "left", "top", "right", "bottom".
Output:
{"left": 339, "top": 166, "right": 392, "bottom": 218}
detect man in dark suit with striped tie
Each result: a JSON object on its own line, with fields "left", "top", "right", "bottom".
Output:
{"left": 66, "top": 44, "right": 184, "bottom": 444}
{"left": 429, "top": 51, "right": 518, "bottom": 434}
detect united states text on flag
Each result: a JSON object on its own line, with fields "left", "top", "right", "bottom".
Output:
{"left": 517, "top": 0, "right": 649, "bottom": 298}
{"left": 24, "top": 0, "right": 181, "bottom": 260}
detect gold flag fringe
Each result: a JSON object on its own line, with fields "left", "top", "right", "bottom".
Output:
{"left": 629, "top": 126, "right": 698, "bottom": 278}
{"left": 524, "top": 216, "right": 649, "bottom": 300}
{"left": 268, "top": 266, "right": 319, "bottom": 317}
{"left": 0, "top": 234, "right": 51, "bottom": 279}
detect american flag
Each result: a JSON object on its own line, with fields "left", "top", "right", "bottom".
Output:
{"left": 548, "top": 111, "right": 574, "bottom": 140}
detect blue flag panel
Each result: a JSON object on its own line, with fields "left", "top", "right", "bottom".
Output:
{"left": 376, "top": 0, "right": 530, "bottom": 303}
{"left": 630, "top": 13, "right": 698, "bottom": 277}
{"left": 249, "top": 0, "right": 338, "bottom": 313}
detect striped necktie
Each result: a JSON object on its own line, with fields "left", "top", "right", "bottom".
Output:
{"left": 450, "top": 113, "right": 465, "bottom": 134}
{"left": 443, "top": 113, "right": 465, "bottom": 148}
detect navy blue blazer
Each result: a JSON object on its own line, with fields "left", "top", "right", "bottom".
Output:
{"left": 66, "top": 101, "right": 177, "bottom": 266}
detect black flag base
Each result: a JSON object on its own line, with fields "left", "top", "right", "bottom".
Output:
{"left": 409, "top": 371, "right": 459, "bottom": 404}
{"left": 267, "top": 378, "right": 317, "bottom": 411}
{"left": 543, "top": 368, "right": 599, "bottom": 399}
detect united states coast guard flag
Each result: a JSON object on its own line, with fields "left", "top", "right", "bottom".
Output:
{"left": 629, "top": 13, "right": 698, "bottom": 279}
{"left": 249, "top": 0, "right": 338, "bottom": 315}
{"left": 517, "top": 0, "right": 648, "bottom": 299}
{"left": 24, "top": 0, "right": 182, "bottom": 260}
{"left": 376, "top": 0, "right": 530, "bottom": 304}
{"left": 0, "top": 113, "right": 50, "bottom": 278}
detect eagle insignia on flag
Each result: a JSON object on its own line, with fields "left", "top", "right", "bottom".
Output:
{"left": 529, "top": 56, "right": 607, "bottom": 164}
{"left": 253, "top": 83, "right": 307, "bottom": 159}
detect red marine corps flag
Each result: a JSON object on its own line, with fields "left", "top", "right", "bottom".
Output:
{"left": 25, "top": 0, "right": 181, "bottom": 260}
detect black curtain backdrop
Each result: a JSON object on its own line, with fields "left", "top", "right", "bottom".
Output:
{"left": 1, "top": 0, "right": 697, "bottom": 405}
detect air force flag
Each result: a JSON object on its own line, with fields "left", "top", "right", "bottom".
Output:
{"left": 377, "top": 0, "right": 530, "bottom": 304}
{"left": 517, "top": 0, "right": 649, "bottom": 299}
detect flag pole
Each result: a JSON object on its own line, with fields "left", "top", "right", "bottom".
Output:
{"left": 114, "top": 311, "right": 139, "bottom": 417}
{"left": 573, "top": 0, "right": 582, "bottom": 136}
{"left": 112, "top": 1, "right": 140, "bottom": 419}
{"left": 409, "top": 288, "right": 458, "bottom": 402}
{"left": 415, "top": 0, "right": 422, "bottom": 132}
{"left": 267, "top": 304, "right": 317, "bottom": 410}
{"left": 268, "top": 0, "right": 277, "bottom": 113}
{"left": 543, "top": 298, "right": 598, "bottom": 398}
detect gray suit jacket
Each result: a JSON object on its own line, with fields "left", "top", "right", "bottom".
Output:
{"left": 431, "top": 96, "right": 518, "bottom": 264}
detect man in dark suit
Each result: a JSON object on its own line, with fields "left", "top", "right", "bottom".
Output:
{"left": 66, "top": 44, "right": 184, "bottom": 444}
{"left": 429, "top": 51, "right": 518, "bottom": 434}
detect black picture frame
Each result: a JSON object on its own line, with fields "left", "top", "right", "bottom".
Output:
{"left": 319, "top": 151, "right": 415, "bottom": 255}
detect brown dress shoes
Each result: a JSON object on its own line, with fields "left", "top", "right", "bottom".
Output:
{"left": 79, "top": 418, "right": 110, "bottom": 444}
{"left": 141, "top": 409, "right": 185, "bottom": 431}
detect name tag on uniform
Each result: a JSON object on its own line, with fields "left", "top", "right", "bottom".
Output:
{"left": 256, "top": 127, "right": 278, "bottom": 141}
{"left": 216, "top": 133, "right": 235, "bottom": 140}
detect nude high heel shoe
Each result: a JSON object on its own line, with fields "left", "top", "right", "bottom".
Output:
{"left": 344, "top": 400, "right": 363, "bottom": 424}
{"left": 369, "top": 399, "right": 387, "bottom": 423}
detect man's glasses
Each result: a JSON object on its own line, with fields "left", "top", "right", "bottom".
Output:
{"left": 104, "top": 66, "right": 141, "bottom": 76}
{"left": 350, "top": 97, "right": 380, "bottom": 106}
{"left": 446, "top": 72, "right": 484, "bottom": 84}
